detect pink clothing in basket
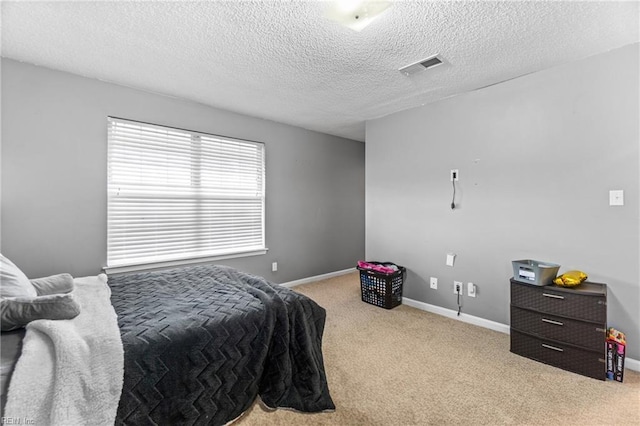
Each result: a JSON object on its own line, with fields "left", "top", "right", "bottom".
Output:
{"left": 357, "top": 261, "right": 398, "bottom": 275}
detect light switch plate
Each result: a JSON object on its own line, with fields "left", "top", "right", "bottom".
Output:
{"left": 609, "top": 190, "right": 624, "bottom": 206}
{"left": 446, "top": 253, "right": 456, "bottom": 267}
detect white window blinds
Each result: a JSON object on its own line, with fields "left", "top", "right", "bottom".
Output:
{"left": 107, "top": 117, "right": 265, "bottom": 269}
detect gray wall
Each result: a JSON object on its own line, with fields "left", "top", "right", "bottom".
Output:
{"left": 1, "top": 58, "right": 365, "bottom": 283}
{"left": 366, "top": 44, "right": 639, "bottom": 359}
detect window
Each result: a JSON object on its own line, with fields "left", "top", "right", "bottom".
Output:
{"left": 106, "top": 117, "right": 265, "bottom": 272}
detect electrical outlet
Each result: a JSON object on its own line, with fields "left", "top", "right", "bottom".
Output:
{"left": 454, "top": 281, "right": 463, "bottom": 295}
{"left": 430, "top": 277, "right": 438, "bottom": 289}
{"left": 450, "top": 169, "right": 459, "bottom": 181}
{"left": 272, "top": 262, "right": 278, "bottom": 272}
{"left": 468, "top": 282, "right": 476, "bottom": 297}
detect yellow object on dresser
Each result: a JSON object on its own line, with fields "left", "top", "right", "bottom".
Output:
{"left": 553, "top": 270, "right": 588, "bottom": 287}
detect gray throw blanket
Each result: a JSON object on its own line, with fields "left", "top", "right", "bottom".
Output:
{"left": 108, "top": 264, "right": 335, "bottom": 425}
{"left": 4, "top": 274, "right": 124, "bottom": 425}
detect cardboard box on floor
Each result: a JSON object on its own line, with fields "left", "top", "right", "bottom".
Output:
{"left": 606, "top": 327, "right": 626, "bottom": 383}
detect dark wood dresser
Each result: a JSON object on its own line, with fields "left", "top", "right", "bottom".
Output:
{"left": 510, "top": 278, "right": 607, "bottom": 380}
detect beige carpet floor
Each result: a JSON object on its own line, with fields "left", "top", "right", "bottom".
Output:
{"left": 237, "top": 272, "right": 640, "bottom": 425}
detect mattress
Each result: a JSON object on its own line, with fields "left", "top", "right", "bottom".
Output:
{"left": 108, "top": 264, "right": 335, "bottom": 425}
{"left": 1, "top": 264, "right": 334, "bottom": 425}
{"left": 0, "top": 329, "right": 25, "bottom": 416}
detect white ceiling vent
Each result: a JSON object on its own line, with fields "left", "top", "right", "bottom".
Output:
{"left": 399, "top": 55, "right": 444, "bottom": 76}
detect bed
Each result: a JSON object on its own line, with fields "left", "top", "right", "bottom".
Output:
{"left": 1, "top": 264, "right": 335, "bottom": 425}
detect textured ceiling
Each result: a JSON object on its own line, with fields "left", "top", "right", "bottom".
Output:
{"left": 1, "top": 1, "right": 638, "bottom": 142}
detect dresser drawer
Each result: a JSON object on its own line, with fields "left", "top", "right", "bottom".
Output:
{"left": 510, "top": 281, "right": 606, "bottom": 323}
{"left": 510, "top": 330, "right": 605, "bottom": 380}
{"left": 510, "top": 306, "right": 605, "bottom": 350}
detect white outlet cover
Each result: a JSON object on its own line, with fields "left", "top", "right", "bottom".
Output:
{"left": 430, "top": 277, "right": 438, "bottom": 289}
{"left": 468, "top": 282, "right": 476, "bottom": 297}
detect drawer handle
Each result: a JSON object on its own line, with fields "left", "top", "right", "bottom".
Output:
{"left": 542, "top": 343, "right": 564, "bottom": 352}
{"left": 541, "top": 318, "right": 564, "bottom": 326}
{"left": 542, "top": 293, "right": 565, "bottom": 300}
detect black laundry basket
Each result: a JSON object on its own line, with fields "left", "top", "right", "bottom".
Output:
{"left": 357, "top": 262, "right": 406, "bottom": 309}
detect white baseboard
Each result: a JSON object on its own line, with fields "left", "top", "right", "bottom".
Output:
{"left": 279, "top": 267, "right": 356, "bottom": 288}
{"left": 402, "top": 297, "right": 511, "bottom": 334}
{"left": 624, "top": 357, "right": 640, "bottom": 372}
{"left": 402, "top": 296, "right": 639, "bottom": 373}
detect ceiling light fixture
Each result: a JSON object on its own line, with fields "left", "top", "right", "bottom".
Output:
{"left": 325, "top": 1, "right": 392, "bottom": 32}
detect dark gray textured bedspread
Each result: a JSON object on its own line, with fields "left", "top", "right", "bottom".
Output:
{"left": 108, "top": 264, "right": 334, "bottom": 425}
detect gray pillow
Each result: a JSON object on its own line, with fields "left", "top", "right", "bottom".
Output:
{"left": 0, "top": 294, "right": 81, "bottom": 331}
{"left": 30, "top": 273, "right": 75, "bottom": 296}
{"left": 0, "top": 254, "right": 37, "bottom": 299}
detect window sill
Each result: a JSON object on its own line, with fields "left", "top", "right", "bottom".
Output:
{"left": 103, "top": 249, "right": 268, "bottom": 275}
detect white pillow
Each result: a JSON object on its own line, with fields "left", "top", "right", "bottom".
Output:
{"left": 0, "top": 254, "right": 37, "bottom": 298}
